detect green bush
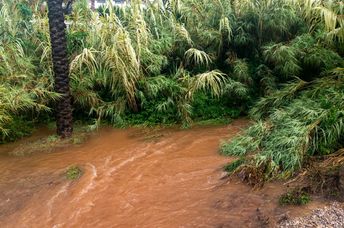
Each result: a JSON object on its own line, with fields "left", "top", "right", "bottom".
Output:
{"left": 0, "top": 117, "right": 34, "bottom": 144}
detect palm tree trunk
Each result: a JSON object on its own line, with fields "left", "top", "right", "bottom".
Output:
{"left": 47, "top": 0, "right": 73, "bottom": 138}
{"left": 90, "top": 0, "right": 95, "bottom": 11}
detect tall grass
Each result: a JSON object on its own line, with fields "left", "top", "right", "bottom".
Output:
{"left": 221, "top": 69, "right": 344, "bottom": 179}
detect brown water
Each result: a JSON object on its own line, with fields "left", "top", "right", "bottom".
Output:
{"left": 0, "top": 120, "right": 325, "bottom": 227}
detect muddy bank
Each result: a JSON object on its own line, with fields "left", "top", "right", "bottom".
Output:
{"left": 0, "top": 120, "right": 335, "bottom": 227}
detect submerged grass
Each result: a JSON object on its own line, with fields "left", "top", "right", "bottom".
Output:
{"left": 279, "top": 189, "right": 311, "bottom": 206}
{"left": 193, "top": 117, "right": 233, "bottom": 126}
{"left": 8, "top": 125, "right": 90, "bottom": 156}
{"left": 65, "top": 165, "right": 83, "bottom": 180}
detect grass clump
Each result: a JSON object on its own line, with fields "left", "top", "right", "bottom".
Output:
{"left": 224, "top": 158, "right": 245, "bottom": 173}
{"left": 194, "top": 118, "right": 232, "bottom": 126}
{"left": 279, "top": 190, "right": 311, "bottom": 206}
{"left": 47, "top": 135, "right": 59, "bottom": 143}
{"left": 8, "top": 124, "right": 90, "bottom": 156}
{"left": 65, "top": 166, "right": 83, "bottom": 180}
{"left": 220, "top": 70, "right": 344, "bottom": 182}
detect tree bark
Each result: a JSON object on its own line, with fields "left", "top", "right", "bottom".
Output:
{"left": 47, "top": 0, "right": 73, "bottom": 138}
{"left": 90, "top": 0, "right": 95, "bottom": 11}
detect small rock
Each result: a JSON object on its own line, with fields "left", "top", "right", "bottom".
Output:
{"left": 277, "top": 213, "right": 289, "bottom": 223}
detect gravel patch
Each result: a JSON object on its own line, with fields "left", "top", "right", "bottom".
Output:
{"left": 279, "top": 203, "right": 344, "bottom": 228}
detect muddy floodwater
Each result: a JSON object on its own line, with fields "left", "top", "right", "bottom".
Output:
{"left": 0, "top": 120, "right": 327, "bottom": 227}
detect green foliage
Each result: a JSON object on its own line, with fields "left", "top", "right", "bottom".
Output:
{"left": 194, "top": 118, "right": 232, "bottom": 126}
{"left": 0, "top": 117, "right": 34, "bottom": 144}
{"left": 263, "top": 43, "right": 302, "bottom": 78}
{"left": 67, "top": 31, "right": 88, "bottom": 55}
{"left": 224, "top": 157, "right": 245, "bottom": 173}
{"left": 65, "top": 165, "right": 83, "bottom": 180}
{"left": 232, "top": 59, "right": 252, "bottom": 85}
{"left": 279, "top": 190, "right": 311, "bottom": 206}
{"left": 191, "top": 93, "right": 241, "bottom": 120}
{"left": 221, "top": 69, "right": 344, "bottom": 179}
{"left": 220, "top": 121, "right": 270, "bottom": 156}
{"left": 16, "top": 2, "right": 32, "bottom": 20}
{"left": 184, "top": 48, "right": 212, "bottom": 67}
{"left": 47, "top": 135, "right": 59, "bottom": 143}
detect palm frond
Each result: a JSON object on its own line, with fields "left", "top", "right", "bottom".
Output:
{"left": 184, "top": 48, "right": 212, "bottom": 67}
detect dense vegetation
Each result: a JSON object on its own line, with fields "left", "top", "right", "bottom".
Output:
{"left": 218, "top": 0, "right": 344, "bottom": 180}
{"left": 0, "top": 0, "right": 343, "bottom": 179}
